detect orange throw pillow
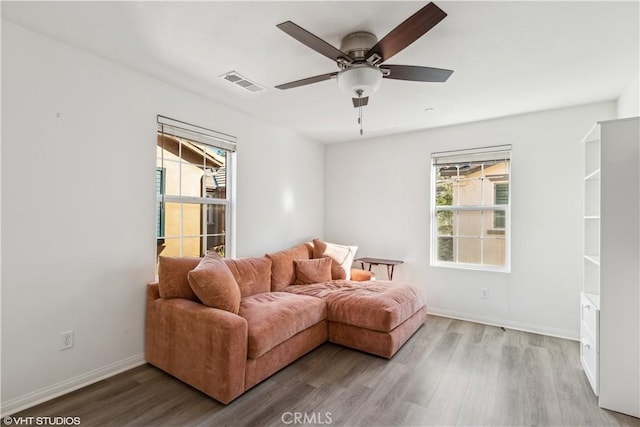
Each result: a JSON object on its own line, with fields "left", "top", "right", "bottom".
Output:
{"left": 294, "top": 258, "right": 332, "bottom": 285}
{"left": 266, "top": 243, "right": 313, "bottom": 291}
{"left": 188, "top": 252, "right": 241, "bottom": 314}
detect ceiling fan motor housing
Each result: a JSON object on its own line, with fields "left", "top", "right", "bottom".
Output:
{"left": 340, "top": 32, "right": 378, "bottom": 61}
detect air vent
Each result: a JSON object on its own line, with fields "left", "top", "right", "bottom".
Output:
{"left": 219, "top": 71, "right": 267, "bottom": 93}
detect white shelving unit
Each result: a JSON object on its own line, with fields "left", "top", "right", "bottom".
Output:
{"left": 581, "top": 117, "right": 639, "bottom": 418}
{"left": 581, "top": 124, "right": 601, "bottom": 395}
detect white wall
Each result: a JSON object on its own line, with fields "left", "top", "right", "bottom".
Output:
{"left": 617, "top": 73, "right": 640, "bottom": 118}
{"left": 325, "top": 102, "right": 616, "bottom": 339}
{"left": 1, "top": 21, "right": 324, "bottom": 413}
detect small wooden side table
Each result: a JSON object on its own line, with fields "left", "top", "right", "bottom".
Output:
{"left": 354, "top": 257, "right": 404, "bottom": 280}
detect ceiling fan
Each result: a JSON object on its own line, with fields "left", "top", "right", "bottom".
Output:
{"left": 275, "top": 2, "right": 453, "bottom": 113}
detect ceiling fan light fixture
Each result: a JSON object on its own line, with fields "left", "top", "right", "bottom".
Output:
{"left": 337, "top": 64, "right": 383, "bottom": 98}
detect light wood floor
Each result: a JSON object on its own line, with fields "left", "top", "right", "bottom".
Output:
{"left": 12, "top": 316, "right": 640, "bottom": 426}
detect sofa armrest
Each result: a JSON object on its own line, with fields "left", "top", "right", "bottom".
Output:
{"left": 147, "top": 281, "right": 160, "bottom": 301}
{"left": 145, "top": 284, "right": 248, "bottom": 404}
{"left": 351, "top": 268, "right": 375, "bottom": 281}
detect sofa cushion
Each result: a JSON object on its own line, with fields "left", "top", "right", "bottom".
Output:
{"left": 294, "top": 258, "right": 332, "bottom": 285}
{"left": 328, "top": 281, "right": 425, "bottom": 332}
{"left": 223, "top": 256, "right": 272, "bottom": 297}
{"left": 285, "top": 280, "right": 426, "bottom": 332}
{"left": 312, "top": 239, "right": 358, "bottom": 280}
{"left": 188, "top": 252, "right": 241, "bottom": 314}
{"left": 158, "top": 256, "right": 202, "bottom": 301}
{"left": 266, "top": 243, "right": 313, "bottom": 291}
{"left": 239, "top": 292, "right": 327, "bottom": 359}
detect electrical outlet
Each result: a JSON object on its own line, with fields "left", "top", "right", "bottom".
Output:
{"left": 480, "top": 288, "right": 490, "bottom": 300}
{"left": 60, "top": 330, "right": 74, "bottom": 351}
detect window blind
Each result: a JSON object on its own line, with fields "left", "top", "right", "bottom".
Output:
{"left": 157, "top": 115, "right": 237, "bottom": 152}
{"left": 432, "top": 144, "right": 511, "bottom": 165}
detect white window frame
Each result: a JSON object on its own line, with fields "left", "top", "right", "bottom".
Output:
{"left": 157, "top": 115, "right": 237, "bottom": 258}
{"left": 430, "top": 145, "right": 511, "bottom": 273}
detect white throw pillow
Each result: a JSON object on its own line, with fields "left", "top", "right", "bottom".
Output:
{"left": 312, "top": 239, "right": 358, "bottom": 280}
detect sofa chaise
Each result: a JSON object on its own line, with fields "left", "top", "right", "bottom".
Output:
{"left": 145, "top": 240, "right": 427, "bottom": 404}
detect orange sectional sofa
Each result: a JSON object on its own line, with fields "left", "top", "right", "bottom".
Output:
{"left": 145, "top": 240, "right": 427, "bottom": 404}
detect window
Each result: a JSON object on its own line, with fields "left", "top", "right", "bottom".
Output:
{"left": 156, "top": 116, "right": 236, "bottom": 259}
{"left": 431, "top": 145, "right": 511, "bottom": 271}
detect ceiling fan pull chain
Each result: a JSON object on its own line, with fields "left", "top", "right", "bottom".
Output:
{"left": 356, "top": 89, "right": 364, "bottom": 136}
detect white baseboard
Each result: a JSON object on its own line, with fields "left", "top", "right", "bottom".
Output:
{"left": 1, "top": 353, "right": 146, "bottom": 417}
{"left": 427, "top": 308, "right": 579, "bottom": 341}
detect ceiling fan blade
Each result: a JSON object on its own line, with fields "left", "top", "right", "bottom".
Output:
{"left": 381, "top": 64, "right": 453, "bottom": 82}
{"left": 352, "top": 97, "right": 369, "bottom": 108}
{"left": 277, "top": 21, "right": 352, "bottom": 64}
{"left": 365, "top": 2, "right": 447, "bottom": 63}
{"left": 275, "top": 72, "right": 338, "bottom": 90}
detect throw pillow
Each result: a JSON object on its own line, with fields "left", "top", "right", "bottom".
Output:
{"left": 265, "top": 243, "right": 313, "bottom": 291}
{"left": 293, "top": 257, "right": 332, "bottom": 285}
{"left": 187, "top": 251, "right": 241, "bottom": 314}
{"left": 157, "top": 256, "right": 202, "bottom": 301}
{"left": 312, "top": 239, "right": 358, "bottom": 280}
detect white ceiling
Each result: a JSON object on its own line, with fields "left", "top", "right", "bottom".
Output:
{"left": 3, "top": 1, "right": 639, "bottom": 143}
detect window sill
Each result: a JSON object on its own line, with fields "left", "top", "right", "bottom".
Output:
{"left": 431, "top": 260, "right": 510, "bottom": 273}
